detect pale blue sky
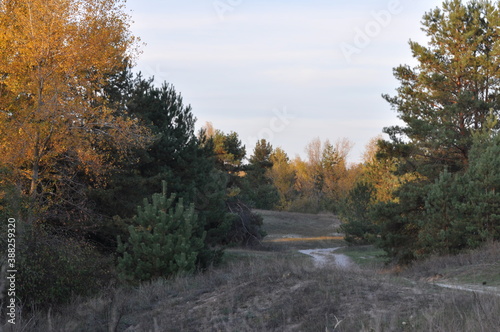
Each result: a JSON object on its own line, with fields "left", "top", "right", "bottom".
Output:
{"left": 125, "top": 0, "right": 443, "bottom": 163}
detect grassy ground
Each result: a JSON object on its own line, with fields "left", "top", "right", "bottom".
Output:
{"left": 257, "top": 209, "right": 342, "bottom": 239}
{"left": 335, "top": 245, "right": 388, "bottom": 268}
{"left": 8, "top": 250, "right": 499, "bottom": 332}
{"left": 257, "top": 209, "right": 345, "bottom": 250}
{"left": 402, "top": 241, "right": 500, "bottom": 287}
{"left": 4, "top": 210, "right": 500, "bottom": 331}
{"left": 450, "top": 263, "right": 500, "bottom": 286}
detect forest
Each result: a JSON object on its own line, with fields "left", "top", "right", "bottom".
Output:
{"left": 0, "top": 0, "right": 499, "bottom": 320}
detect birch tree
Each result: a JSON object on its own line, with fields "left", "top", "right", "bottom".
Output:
{"left": 0, "top": 0, "right": 146, "bottom": 221}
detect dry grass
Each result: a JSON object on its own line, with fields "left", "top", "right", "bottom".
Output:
{"left": 4, "top": 251, "right": 500, "bottom": 332}
{"left": 257, "top": 209, "right": 342, "bottom": 239}
{"left": 3, "top": 211, "right": 499, "bottom": 331}
{"left": 265, "top": 236, "right": 344, "bottom": 242}
{"left": 256, "top": 209, "right": 345, "bottom": 250}
{"left": 401, "top": 241, "right": 500, "bottom": 286}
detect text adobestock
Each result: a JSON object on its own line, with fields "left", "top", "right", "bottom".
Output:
{"left": 6, "top": 217, "right": 17, "bottom": 325}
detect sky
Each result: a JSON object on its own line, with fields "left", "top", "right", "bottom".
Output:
{"left": 125, "top": 0, "right": 444, "bottom": 163}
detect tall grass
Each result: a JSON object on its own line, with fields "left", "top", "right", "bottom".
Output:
{"left": 400, "top": 241, "right": 500, "bottom": 288}
{"left": 3, "top": 244, "right": 499, "bottom": 331}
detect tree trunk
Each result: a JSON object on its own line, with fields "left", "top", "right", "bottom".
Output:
{"left": 30, "top": 141, "right": 40, "bottom": 198}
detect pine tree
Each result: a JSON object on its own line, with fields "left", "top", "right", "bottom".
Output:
{"left": 375, "top": 0, "right": 500, "bottom": 262}
{"left": 458, "top": 112, "right": 500, "bottom": 246}
{"left": 244, "top": 139, "right": 279, "bottom": 209}
{"left": 374, "top": 181, "right": 427, "bottom": 263}
{"left": 339, "top": 182, "right": 379, "bottom": 245}
{"left": 419, "top": 169, "right": 472, "bottom": 256}
{"left": 117, "top": 181, "right": 205, "bottom": 283}
{"left": 417, "top": 120, "right": 500, "bottom": 257}
{"left": 211, "top": 129, "right": 246, "bottom": 184}
{"left": 90, "top": 72, "right": 230, "bottom": 264}
{"left": 92, "top": 73, "right": 203, "bottom": 218}
{"left": 380, "top": 114, "right": 500, "bottom": 261}
{"left": 382, "top": 0, "right": 500, "bottom": 177}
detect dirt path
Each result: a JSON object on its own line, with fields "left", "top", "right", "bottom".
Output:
{"left": 432, "top": 282, "right": 500, "bottom": 296}
{"left": 297, "top": 245, "right": 500, "bottom": 296}
{"left": 298, "top": 247, "right": 354, "bottom": 268}
{"left": 259, "top": 209, "right": 500, "bottom": 299}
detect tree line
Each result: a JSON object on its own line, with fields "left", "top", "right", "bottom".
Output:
{"left": 1, "top": 0, "right": 499, "bottom": 310}
{"left": 340, "top": 0, "right": 500, "bottom": 263}
{"left": 209, "top": 0, "right": 500, "bottom": 267}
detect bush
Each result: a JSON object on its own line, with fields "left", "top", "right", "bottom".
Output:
{"left": 16, "top": 226, "right": 114, "bottom": 309}
{"left": 225, "top": 199, "right": 266, "bottom": 246}
{"left": 286, "top": 195, "right": 322, "bottom": 214}
{"left": 1, "top": 172, "right": 112, "bottom": 309}
{"left": 117, "top": 181, "right": 205, "bottom": 283}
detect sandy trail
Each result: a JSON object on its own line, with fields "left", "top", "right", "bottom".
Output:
{"left": 432, "top": 282, "right": 500, "bottom": 296}
{"left": 298, "top": 247, "right": 353, "bottom": 268}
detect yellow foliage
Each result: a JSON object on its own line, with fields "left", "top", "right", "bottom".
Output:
{"left": 0, "top": 0, "right": 147, "bottom": 206}
{"left": 360, "top": 136, "right": 419, "bottom": 203}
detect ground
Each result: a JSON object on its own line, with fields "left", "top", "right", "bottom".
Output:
{"left": 10, "top": 209, "right": 500, "bottom": 332}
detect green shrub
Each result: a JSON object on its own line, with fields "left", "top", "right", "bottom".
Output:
{"left": 418, "top": 126, "right": 500, "bottom": 257}
{"left": 117, "top": 181, "right": 205, "bottom": 283}
{"left": 339, "top": 182, "right": 379, "bottom": 244}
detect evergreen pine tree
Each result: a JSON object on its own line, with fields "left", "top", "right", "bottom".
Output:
{"left": 374, "top": 181, "right": 427, "bottom": 263}
{"left": 419, "top": 169, "right": 472, "bottom": 256}
{"left": 383, "top": 113, "right": 500, "bottom": 260}
{"left": 89, "top": 71, "right": 230, "bottom": 266}
{"left": 339, "top": 182, "right": 379, "bottom": 245}
{"left": 244, "top": 139, "right": 279, "bottom": 209}
{"left": 459, "top": 113, "right": 500, "bottom": 246}
{"left": 117, "top": 181, "right": 205, "bottom": 283}
{"left": 417, "top": 120, "right": 500, "bottom": 257}
{"left": 382, "top": 0, "right": 500, "bottom": 177}
{"left": 375, "top": 0, "right": 500, "bottom": 262}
